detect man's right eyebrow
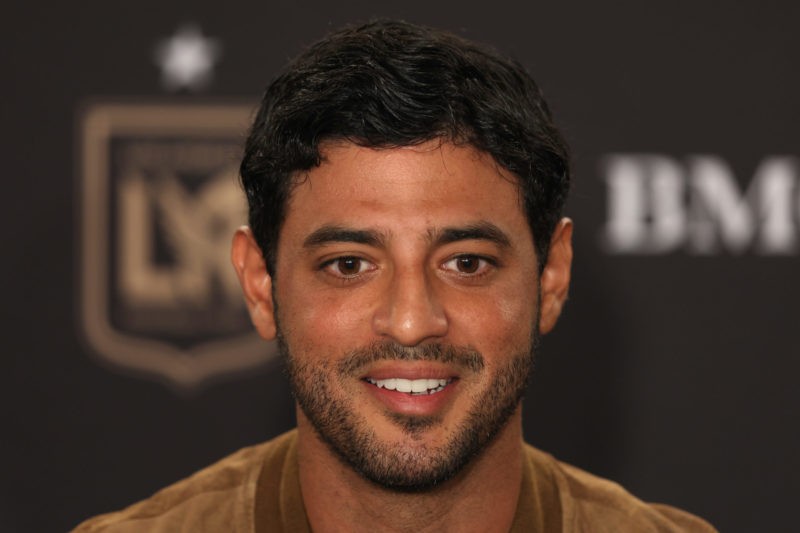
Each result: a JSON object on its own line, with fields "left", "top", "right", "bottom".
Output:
{"left": 303, "top": 225, "right": 387, "bottom": 248}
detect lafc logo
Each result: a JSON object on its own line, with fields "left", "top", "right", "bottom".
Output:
{"left": 80, "top": 103, "right": 276, "bottom": 389}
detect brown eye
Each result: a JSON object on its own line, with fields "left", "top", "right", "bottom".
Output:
{"left": 322, "top": 256, "right": 378, "bottom": 279}
{"left": 321, "top": 255, "right": 376, "bottom": 281}
{"left": 456, "top": 256, "right": 480, "bottom": 273}
{"left": 336, "top": 257, "right": 363, "bottom": 276}
{"left": 442, "top": 255, "right": 493, "bottom": 277}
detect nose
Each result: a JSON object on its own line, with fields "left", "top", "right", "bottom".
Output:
{"left": 372, "top": 266, "right": 448, "bottom": 346}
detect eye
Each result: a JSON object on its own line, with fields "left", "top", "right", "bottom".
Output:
{"left": 441, "top": 255, "right": 494, "bottom": 276}
{"left": 322, "top": 256, "right": 375, "bottom": 277}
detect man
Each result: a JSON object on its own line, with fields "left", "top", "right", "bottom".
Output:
{"left": 76, "top": 20, "right": 716, "bottom": 532}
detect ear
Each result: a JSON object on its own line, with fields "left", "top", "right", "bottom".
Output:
{"left": 538, "top": 218, "right": 573, "bottom": 335}
{"left": 231, "top": 226, "right": 277, "bottom": 340}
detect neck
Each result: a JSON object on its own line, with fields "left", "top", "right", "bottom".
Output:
{"left": 296, "top": 407, "right": 524, "bottom": 533}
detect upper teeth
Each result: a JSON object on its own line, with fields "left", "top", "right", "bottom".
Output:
{"left": 366, "top": 378, "right": 449, "bottom": 394}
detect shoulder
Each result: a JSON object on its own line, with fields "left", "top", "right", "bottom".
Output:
{"left": 72, "top": 430, "right": 297, "bottom": 533}
{"left": 523, "top": 444, "right": 717, "bottom": 532}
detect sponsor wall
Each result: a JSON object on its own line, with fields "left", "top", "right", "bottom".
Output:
{"left": 3, "top": 1, "right": 798, "bottom": 531}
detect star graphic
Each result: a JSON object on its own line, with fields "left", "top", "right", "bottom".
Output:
{"left": 155, "top": 24, "right": 221, "bottom": 92}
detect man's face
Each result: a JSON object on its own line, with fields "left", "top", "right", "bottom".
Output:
{"left": 234, "top": 140, "right": 571, "bottom": 490}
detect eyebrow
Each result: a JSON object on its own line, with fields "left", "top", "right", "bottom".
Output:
{"left": 431, "top": 221, "right": 512, "bottom": 249}
{"left": 303, "top": 225, "right": 388, "bottom": 248}
{"left": 303, "top": 221, "right": 513, "bottom": 250}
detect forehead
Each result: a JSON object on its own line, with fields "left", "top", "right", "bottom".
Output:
{"left": 280, "top": 140, "right": 532, "bottom": 246}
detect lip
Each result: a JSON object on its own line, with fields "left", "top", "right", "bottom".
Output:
{"left": 360, "top": 363, "right": 460, "bottom": 416}
{"left": 360, "top": 362, "right": 458, "bottom": 381}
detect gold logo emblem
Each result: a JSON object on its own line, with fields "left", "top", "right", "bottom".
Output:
{"left": 80, "top": 103, "right": 276, "bottom": 389}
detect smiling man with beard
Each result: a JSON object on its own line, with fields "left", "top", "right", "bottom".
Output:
{"left": 74, "top": 19, "right": 716, "bottom": 533}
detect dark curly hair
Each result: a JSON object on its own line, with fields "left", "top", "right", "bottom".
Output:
{"left": 240, "top": 19, "right": 570, "bottom": 274}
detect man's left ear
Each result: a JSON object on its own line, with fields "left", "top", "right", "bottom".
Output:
{"left": 538, "top": 218, "right": 573, "bottom": 334}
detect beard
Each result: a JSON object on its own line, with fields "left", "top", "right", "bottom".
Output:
{"left": 279, "top": 334, "right": 537, "bottom": 493}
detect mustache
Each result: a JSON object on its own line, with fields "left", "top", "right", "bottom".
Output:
{"left": 337, "top": 341, "right": 485, "bottom": 376}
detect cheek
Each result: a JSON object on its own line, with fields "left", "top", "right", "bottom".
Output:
{"left": 445, "top": 283, "right": 538, "bottom": 357}
{"left": 277, "top": 282, "right": 376, "bottom": 353}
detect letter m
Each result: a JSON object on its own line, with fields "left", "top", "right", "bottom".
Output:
{"left": 689, "top": 156, "right": 798, "bottom": 254}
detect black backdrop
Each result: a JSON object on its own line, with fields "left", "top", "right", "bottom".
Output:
{"left": 3, "top": 1, "right": 799, "bottom": 531}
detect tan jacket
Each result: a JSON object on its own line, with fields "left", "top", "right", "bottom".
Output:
{"left": 74, "top": 430, "right": 716, "bottom": 532}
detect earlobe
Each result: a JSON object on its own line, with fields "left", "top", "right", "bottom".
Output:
{"left": 231, "top": 226, "right": 278, "bottom": 340}
{"left": 538, "top": 218, "right": 573, "bottom": 335}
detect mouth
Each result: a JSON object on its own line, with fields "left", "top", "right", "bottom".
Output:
{"left": 364, "top": 377, "right": 453, "bottom": 395}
